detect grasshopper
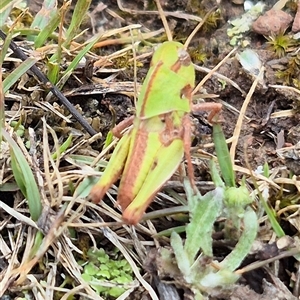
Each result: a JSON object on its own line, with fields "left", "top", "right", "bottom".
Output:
{"left": 90, "top": 41, "right": 222, "bottom": 225}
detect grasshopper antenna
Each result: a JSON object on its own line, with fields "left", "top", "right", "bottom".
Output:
{"left": 129, "top": 28, "right": 138, "bottom": 108}
{"left": 154, "top": 0, "right": 173, "bottom": 41}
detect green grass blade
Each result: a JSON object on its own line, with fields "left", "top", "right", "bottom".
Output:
{"left": 3, "top": 57, "right": 38, "bottom": 93}
{"left": 0, "top": 31, "right": 13, "bottom": 65}
{"left": 2, "top": 129, "right": 42, "bottom": 221}
{"left": 34, "top": 8, "right": 61, "bottom": 48}
{"left": 31, "top": 0, "right": 58, "bottom": 31}
{"left": 10, "top": 150, "right": 27, "bottom": 196}
{"left": 47, "top": 61, "right": 60, "bottom": 84}
{"left": 29, "top": 231, "right": 44, "bottom": 258}
{"left": 51, "top": 134, "right": 73, "bottom": 159}
{"left": 155, "top": 225, "right": 186, "bottom": 237}
{"left": 213, "top": 123, "right": 236, "bottom": 187}
{"left": 104, "top": 131, "right": 114, "bottom": 149}
{"left": 0, "top": 0, "right": 20, "bottom": 27}
{"left": 57, "top": 32, "right": 102, "bottom": 89}
{"left": 260, "top": 192, "right": 285, "bottom": 237}
{"left": 64, "top": 0, "right": 92, "bottom": 46}
{"left": 50, "top": 0, "right": 92, "bottom": 63}
{"left": 0, "top": 69, "right": 3, "bottom": 144}
{"left": 74, "top": 176, "right": 99, "bottom": 198}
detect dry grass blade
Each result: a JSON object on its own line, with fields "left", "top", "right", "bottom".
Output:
{"left": 0, "top": 30, "right": 97, "bottom": 136}
{"left": 0, "top": 200, "right": 38, "bottom": 228}
{"left": 184, "top": 6, "right": 217, "bottom": 49}
{"left": 194, "top": 65, "right": 245, "bottom": 96}
{"left": 154, "top": 0, "right": 172, "bottom": 41}
{"left": 0, "top": 224, "right": 25, "bottom": 297}
{"left": 229, "top": 66, "right": 265, "bottom": 162}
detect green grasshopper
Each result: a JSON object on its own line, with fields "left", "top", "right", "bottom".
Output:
{"left": 90, "top": 41, "right": 221, "bottom": 225}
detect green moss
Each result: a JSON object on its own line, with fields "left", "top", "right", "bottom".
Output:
{"left": 186, "top": 0, "right": 221, "bottom": 32}
{"left": 113, "top": 53, "right": 143, "bottom": 70}
{"left": 201, "top": 10, "right": 221, "bottom": 33}
{"left": 189, "top": 45, "right": 207, "bottom": 64}
{"left": 275, "top": 53, "right": 300, "bottom": 86}
{"left": 266, "top": 32, "right": 294, "bottom": 58}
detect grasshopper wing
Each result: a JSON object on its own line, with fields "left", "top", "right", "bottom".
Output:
{"left": 121, "top": 138, "right": 184, "bottom": 225}
{"left": 90, "top": 132, "right": 131, "bottom": 203}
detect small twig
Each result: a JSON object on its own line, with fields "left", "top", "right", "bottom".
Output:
{"left": 194, "top": 65, "right": 245, "bottom": 96}
{"left": 0, "top": 30, "right": 97, "bottom": 136}
{"left": 235, "top": 247, "right": 300, "bottom": 275}
{"left": 117, "top": 0, "right": 202, "bottom": 23}
{"left": 184, "top": 6, "right": 216, "bottom": 49}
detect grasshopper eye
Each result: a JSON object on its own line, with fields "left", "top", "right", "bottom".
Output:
{"left": 178, "top": 49, "right": 191, "bottom": 66}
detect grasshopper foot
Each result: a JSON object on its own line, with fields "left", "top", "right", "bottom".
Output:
{"left": 89, "top": 185, "right": 107, "bottom": 204}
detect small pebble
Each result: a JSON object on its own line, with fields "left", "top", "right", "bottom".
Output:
{"left": 252, "top": 9, "right": 293, "bottom": 35}
{"left": 231, "top": 0, "right": 244, "bottom": 4}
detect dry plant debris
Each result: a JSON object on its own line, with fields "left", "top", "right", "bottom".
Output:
{"left": 1, "top": 0, "right": 300, "bottom": 299}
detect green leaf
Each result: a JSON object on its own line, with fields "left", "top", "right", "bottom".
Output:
{"left": 184, "top": 182, "right": 223, "bottom": 258}
{"left": 263, "top": 161, "right": 270, "bottom": 177}
{"left": 84, "top": 263, "right": 98, "bottom": 276}
{"left": 220, "top": 207, "right": 258, "bottom": 271}
{"left": 114, "top": 275, "right": 131, "bottom": 284}
{"left": 171, "top": 231, "right": 191, "bottom": 281}
{"left": 97, "top": 269, "right": 110, "bottom": 279}
{"left": 81, "top": 273, "right": 92, "bottom": 282}
{"left": 224, "top": 185, "right": 252, "bottom": 212}
{"left": 108, "top": 286, "right": 125, "bottom": 298}
{"left": 200, "top": 268, "right": 240, "bottom": 289}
